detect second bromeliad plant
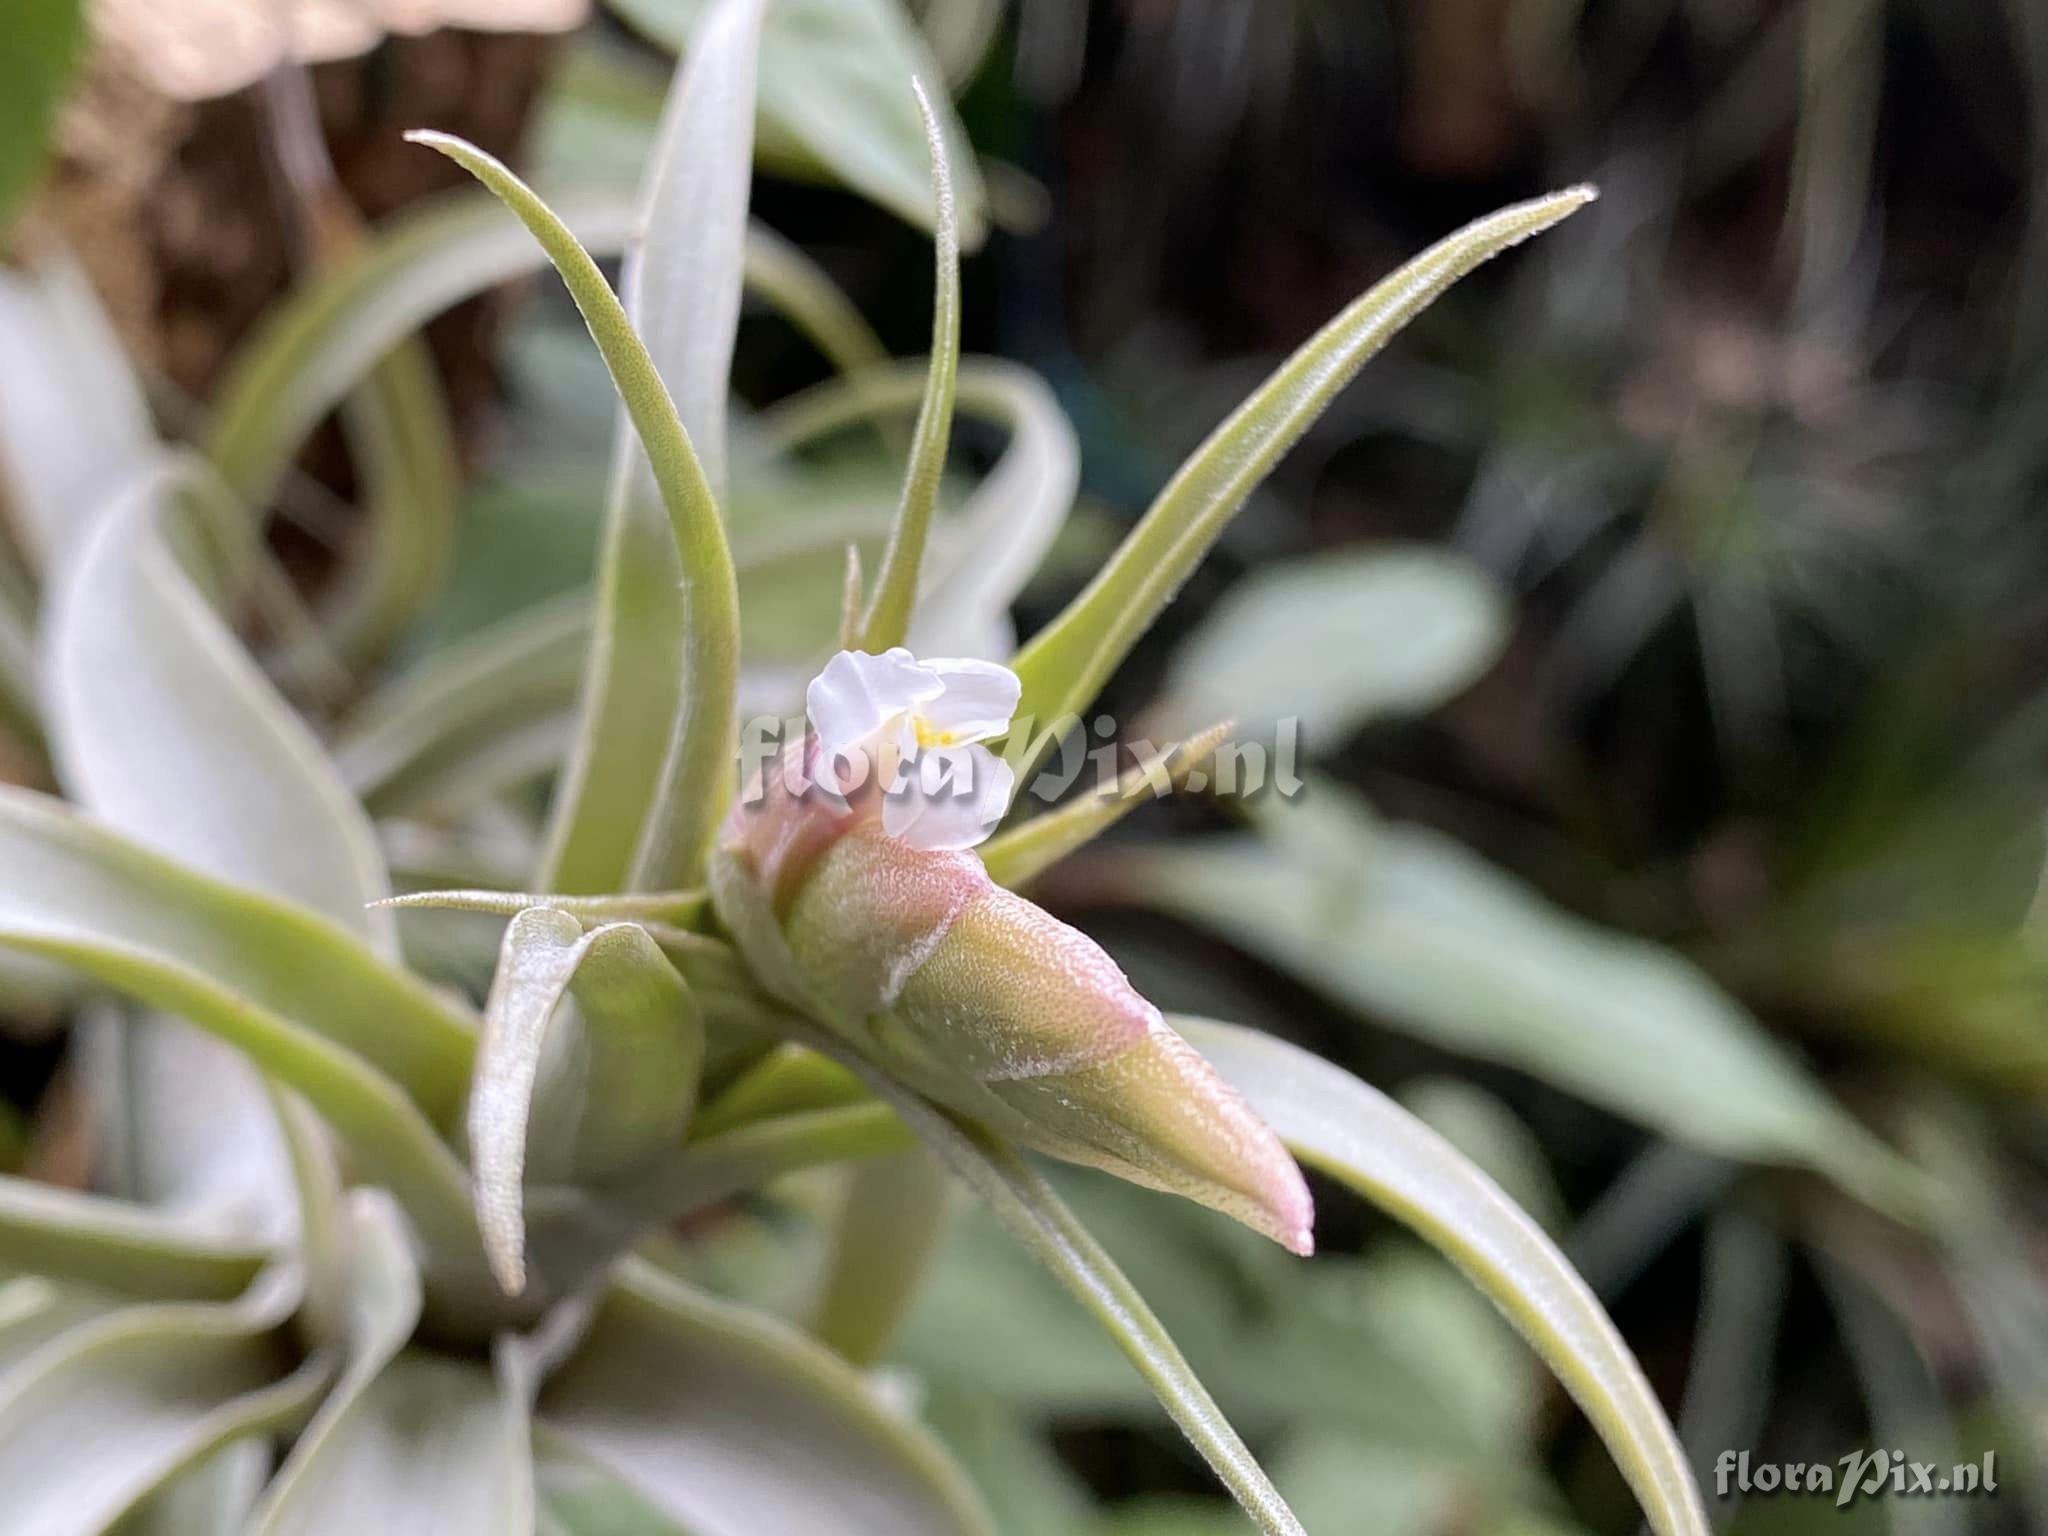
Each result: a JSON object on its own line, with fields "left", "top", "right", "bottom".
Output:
{"left": 0, "top": 1, "right": 1717, "bottom": 1532}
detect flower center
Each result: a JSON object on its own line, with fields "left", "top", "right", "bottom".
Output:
{"left": 911, "top": 714, "right": 964, "bottom": 749}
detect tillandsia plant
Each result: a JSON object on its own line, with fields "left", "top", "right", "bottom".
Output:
{"left": 0, "top": 3, "right": 1720, "bottom": 1534}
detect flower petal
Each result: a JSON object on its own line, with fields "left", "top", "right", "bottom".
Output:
{"left": 806, "top": 649, "right": 941, "bottom": 763}
{"left": 883, "top": 743, "right": 1014, "bottom": 851}
{"left": 919, "top": 657, "right": 1022, "bottom": 746}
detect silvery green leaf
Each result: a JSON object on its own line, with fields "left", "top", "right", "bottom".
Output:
{"left": 402, "top": 129, "right": 743, "bottom": 899}
{"left": 205, "top": 184, "right": 867, "bottom": 519}
{"left": 1157, "top": 547, "right": 1510, "bottom": 745}
{"left": 0, "top": 789, "right": 474, "bottom": 1121}
{"left": 36, "top": 456, "right": 380, "bottom": 1239}
{"left": 527, "top": 0, "right": 759, "bottom": 892}
{"left": 608, "top": 0, "right": 988, "bottom": 243}
{"left": 337, "top": 593, "right": 589, "bottom": 814}
{"left": 535, "top": 1442, "right": 692, "bottom": 1536}
{"left": 1135, "top": 784, "right": 1919, "bottom": 1213}
{"left": 0, "top": 255, "right": 156, "bottom": 575}
{"left": 472, "top": 909, "right": 702, "bottom": 1294}
{"left": 0, "top": 793, "right": 477, "bottom": 1250}
{"left": 810, "top": 1148, "right": 952, "bottom": 1365}
{"left": 110, "top": 1439, "right": 271, "bottom": 1536}
{"left": 0, "top": 1267, "right": 327, "bottom": 1536}
{"left": 538, "top": 1258, "right": 994, "bottom": 1536}
{"left": 78, "top": 1004, "right": 298, "bottom": 1244}
{"left": 856, "top": 80, "right": 960, "bottom": 653}
{"left": 0, "top": 1176, "right": 267, "bottom": 1300}
{"left": 253, "top": 1352, "right": 532, "bottom": 1536}
{"left": 1176, "top": 1019, "right": 1708, "bottom": 1536}
{"left": 248, "top": 1189, "right": 420, "bottom": 1532}
{"left": 252, "top": 1192, "right": 535, "bottom": 1536}
{"left": 1008, "top": 188, "right": 1595, "bottom": 741}
{"left": 41, "top": 456, "right": 395, "bottom": 950}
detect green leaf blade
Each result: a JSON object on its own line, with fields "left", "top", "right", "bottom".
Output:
{"left": 1177, "top": 1018, "right": 1708, "bottom": 1536}
{"left": 471, "top": 910, "right": 702, "bottom": 1295}
{"left": 539, "top": 1259, "right": 994, "bottom": 1536}
{"left": 408, "top": 45, "right": 749, "bottom": 897}
{"left": 1008, "top": 186, "right": 1595, "bottom": 737}
{"left": 857, "top": 78, "right": 962, "bottom": 653}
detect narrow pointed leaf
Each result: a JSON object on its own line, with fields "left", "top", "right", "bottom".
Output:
{"left": 752, "top": 360, "right": 1079, "bottom": 659}
{"left": 539, "top": 1257, "right": 993, "bottom": 1536}
{"left": 41, "top": 455, "right": 396, "bottom": 951}
{"left": 508, "top": 0, "right": 760, "bottom": 892}
{"left": 858, "top": 79, "right": 960, "bottom": 653}
{"left": 0, "top": 1177, "right": 266, "bottom": 1300}
{"left": 379, "top": 888, "right": 705, "bottom": 925}
{"left": 407, "top": 127, "right": 744, "bottom": 893}
{"left": 205, "top": 183, "right": 866, "bottom": 515}
{"left": 978, "top": 722, "right": 1233, "bottom": 890}
{"left": 1177, "top": 1018, "right": 1710, "bottom": 1536}
{"left": 0, "top": 1268, "right": 328, "bottom": 1536}
{"left": 609, "top": 0, "right": 988, "bottom": 243}
{"left": 1007, "top": 187, "right": 1596, "bottom": 738}
{"left": 472, "top": 909, "right": 702, "bottom": 1294}
{"left": 775, "top": 1019, "right": 1304, "bottom": 1536}
{"left": 321, "top": 335, "right": 463, "bottom": 667}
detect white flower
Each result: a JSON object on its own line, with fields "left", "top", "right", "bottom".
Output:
{"left": 806, "top": 648, "right": 1021, "bottom": 851}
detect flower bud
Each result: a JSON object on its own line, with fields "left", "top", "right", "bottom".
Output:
{"left": 712, "top": 742, "right": 1313, "bottom": 1254}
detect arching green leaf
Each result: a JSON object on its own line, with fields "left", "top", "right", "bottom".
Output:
{"left": 0, "top": 1178, "right": 266, "bottom": 1302}
{"left": 1008, "top": 187, "right": 1596, "bottom": 742}
{"left": 857, "top": 79, "right": 960, "bottom": 652}
{"left": 471, "top": 910, "right": 702, "bottom": 1294}
{"left": 40, "top": 456, "right": 395, "bottom": 950}
{"left": 1176, "top": 1018, "right": 1709, "bottom": 1536}
{"left": 1134, "top": 784, "right": 1920, "bottom": 1214}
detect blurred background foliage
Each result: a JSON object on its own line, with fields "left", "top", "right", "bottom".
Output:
{"left": 3, "top": 0, "right": 2045, "bottom": 1531}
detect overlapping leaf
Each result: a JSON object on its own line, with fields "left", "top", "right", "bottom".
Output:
{"left": 0, "top": 1267, "right": 326, "bottom": 1536}
{"left": 539, "top": 1258, "right": 993, "bottom": 1536}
